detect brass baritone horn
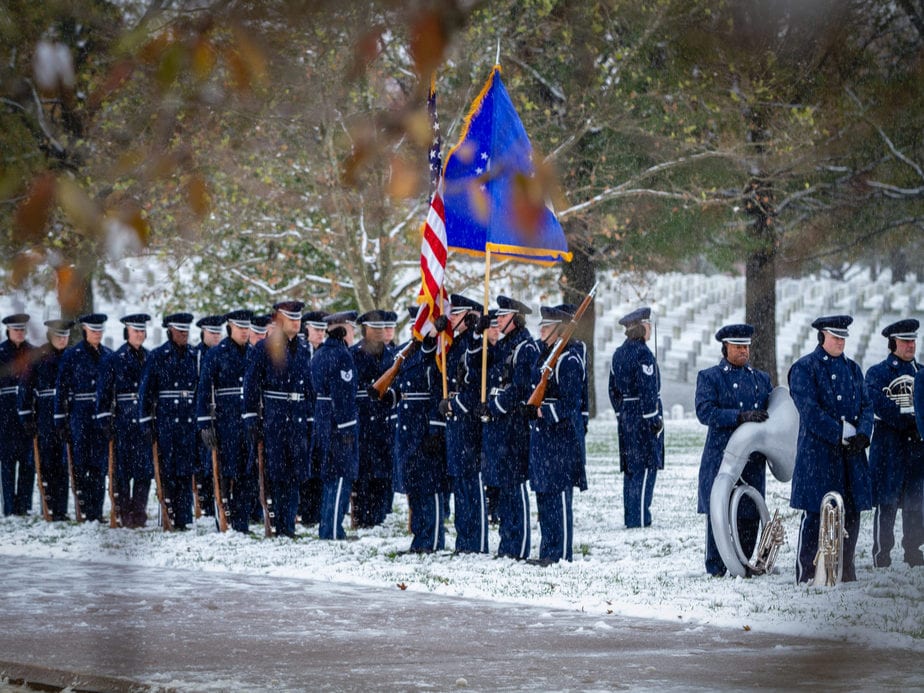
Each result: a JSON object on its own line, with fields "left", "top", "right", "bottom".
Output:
{"left": 811, "top": 491, "right": 846, "bottom": 587}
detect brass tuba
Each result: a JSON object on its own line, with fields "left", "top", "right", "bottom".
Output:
{"left": 811, "top": 491, "right": 846, "bottom": 587}
{"left": 709, "top": 386, "right": 799, "bottom": 578}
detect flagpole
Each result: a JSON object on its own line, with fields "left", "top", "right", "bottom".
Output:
{"left": 440, "top": 331, "right": 448, "bottom": 398}
{"left": 480, "top": 246, "right": 492, "bottom": 403}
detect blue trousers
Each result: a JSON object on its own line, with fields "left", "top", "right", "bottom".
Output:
{"left": 796, "top": 508, "right": 861, "bottom": 583}
{"left": 535, "top": 487, "right": 574, "bottom": 563}
{"left": 268, "top": 475, "right": 299, "bottom": 537}
{"left": 298, "top": 477, "right": 322, "bottom": 525}
{"left": 496, "top": 481, "right": 531, "bottom": 559}
{"left": 1, "top": 435, "right": 33, "bottom": 516}
{"left": 873, "top": 501, "right": 924, "bottom": 567}
{"left": 452, "top": 472, "right": 488, "bottom": 553}
{"left": 623, "top": 466, "right": 657, "bottom": 528}
{"left": 75, "top": 465, "right": 106, "bottom": 522}
{"left": 229, "top": 471, "right": 258, "bottom": 534}
{"left": 319, "top": 476, "right": 352, "bottom": 540}
{"left": 408, "top": 491, "right": 445, "bottom": 552}
{"left": 162, "top": 474, "right": 192, "bottom": 529}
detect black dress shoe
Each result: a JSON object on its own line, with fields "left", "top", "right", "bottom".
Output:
{"left": 526, "top": 558, "right": 556, "bottom": 567}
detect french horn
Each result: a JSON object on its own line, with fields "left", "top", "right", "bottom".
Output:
{"left": 709, "top": 386, "right": 799, "bottom": 578}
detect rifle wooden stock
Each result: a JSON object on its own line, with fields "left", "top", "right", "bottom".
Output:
{"left": 526, "top": 283, "right": 598, "bottom": 409}
{"left": 257, "top": 439, "right": 273, "bottom": 537}
{"left": 32, "top": 437, "right": 51, "bottom": 522}
{"left": 151, "top": 439, "right": 173, "bottom": 531}
{"left": 211, "top": 446, "right": 229, "bottom": 532}
{"left": 107, "top": 439, "right": 119, "bottom": 528}
{"left": 371, "top": 339, "right": 419, "bottom": 399}
{"left": 191, "top": 475, "right": 202, "bottom": 519}
{"left": 65, "top": 440, "right": 83, "bottom": 523}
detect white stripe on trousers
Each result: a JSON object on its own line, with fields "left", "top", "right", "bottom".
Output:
{"left": 561, "top": 490, "right": 569, "bottom": 559}
{"left": 478, "top": 473, "right": 487, "bottom": 553}
{"left": 431, "top": 493, "right": 440, "bottom": 552}
{"left": 873, "top": 507, "right": 882, "bottom": 564}
{"left": 796, "top": 511, "right": 807, "bottom": 583}
{"left": 518, "top": 483, "right": 529, "bottom": 559}
{"left": 333, "top": 477, "right": 343, "bottom": 537}
{"left": 640, "top": 468, "right": 649, "bottom": 526}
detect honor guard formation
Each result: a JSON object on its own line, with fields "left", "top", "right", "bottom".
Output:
{"left": 2, "top": 297, "right": 923, "bottom": 581}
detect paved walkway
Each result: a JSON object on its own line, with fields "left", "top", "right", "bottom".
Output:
{"left": 1, "top": 557, "right": 920, "bottom": 691}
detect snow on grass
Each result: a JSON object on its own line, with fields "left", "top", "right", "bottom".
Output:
{"left": 1, "top": 418, "right": 922, "bottom": 651}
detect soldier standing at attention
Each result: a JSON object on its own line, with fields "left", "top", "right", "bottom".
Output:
{"left": 96, "top": 314, "right": 153, "bottom": 528}
{"left": 249, "top": 314, "right": 271, "bottom": 345}
{"left": 789, "top": 315, "right": 873, "bottom": 583}
{"left": 138, "top": 313, "right": 199, "bottom": 530}
{"left": 193, "top": 315, "right": 225, "bottom": 517}
{"left": 608, "top": 307, "right": 664, "bottom": 528}
{"left": 866, "top": 319, "right": 924, "bottom": 568}
{"left": 1, "top": 313, "right": 34, "bottom": 516}
{"left": 297, "top": 310, "right": 328, "bottom": 527}
{"left": 244, "top": 301, "right": 314, "bottom": 538}
{"left": 19, "top": 319, "right": 72, "bottom": 520}
{"left": 55, "top": 314, "right": 112, "bottom": 522}
{"left": 694, "top": 323, "right": 773, "bottom": 576}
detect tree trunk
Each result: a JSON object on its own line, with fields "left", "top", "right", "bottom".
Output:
{"left": 745, "top": 240, "right": 778, "bottom": 385}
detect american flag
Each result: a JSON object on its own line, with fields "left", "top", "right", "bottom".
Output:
{"left": 412, "top": 79, "right": 451, "bottom": 353}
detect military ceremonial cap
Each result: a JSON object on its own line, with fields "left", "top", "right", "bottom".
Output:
{"left": 2, "top": 313, "right": 30, "bottom": 328}
{"left": 324, "top": 310, "right": 358, "bottom": 326}
{"left": 120, "top": 313, "right": 151, "bottom": 330}
{"left": 273, "top": 301, "right": 304, "bottom": 321}
{"left": 881, "top": 318, "right": 919, "bottom": 340}
{"left": 538, "top": 305, "right": 573, "bottom": 326}
{"left": 44, "top": 319, "right": 74, "bottom": 336}
{"left": 618, "top": 306, "right": 651, "bottom": 326}
{"left": 496, "top": 295, "right": 532, "bottom": 315}
{"left": 715, "top": 323, "right": 754, "bottom": 345}
{"left": 488, "top": 309, "right": 499, "bottom": 328}
{"left": 196, "top": 314, "right": 226, "bottom": 333}
{"left": 250, "top": 314, "right": 271, "bottom": 334}
{"left": 449, "top": 294, "right": 483, "bottom": 314}
{"left": 812, "top": 314, "right": 852, "bottom": 338}
{"left": 357, "top": 310, "right": 397, "bottom": 328}
{"left": 301, "top": 311, "right": 329, "bottom": 330}
{"left": 224, "top": 309, "right": 253, "bottom": 328}
{"left": 78, "top": 313, "right": 107, "bottom": 331}
{"left": 162, "top": 313, "right": 193, "bottom": 331}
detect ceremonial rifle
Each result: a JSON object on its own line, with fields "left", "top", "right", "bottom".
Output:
{"left": 32, "top": 436, "right": 51, "bottom": 522}
{"left": 210, "top": 386, "right": 229, "bottom": 532}
{"left": 526, "top": 283, "right": 598, "bottom": 409}
{"left": 151, "top": 439, "right": 174, "bottom": 531}
{"left": 107, "top": 439, "right": 120, "bottom": 528}
{"left": 257, "top": 439, "right": 273, "bottom": 537}
{"left": 370, "top": 339, "right": 419, "bottom": 399}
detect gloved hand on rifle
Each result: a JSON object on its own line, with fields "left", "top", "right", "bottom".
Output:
{"left": 525, "top": 404, "right": 540, "bottom": 420}
{"left": 22, "top": 418, "right": 37, "bottom": 438}
{"left": 438, "top": 397, "right": 453, "bottom": 419}
{"left": 738, "top": 409, "right": 769, "bottom": 424}
{"left": 367, "top": 385, "right": 381, "bottom": 401}
{"left": 649, "top": 416, "right": 664, "bottom": 436}
{"left": 844, "top": 433, "right": 870, "bottom": 454}
{"left": 475, "top": 314, "right": 492, "bottom": 333}
{"left": 475, "top": 401, "right": 491, "bottom": 422}
{"left": 200, "top": 427, "right": 218, "bottom": 449}
{"left": 433, "top": 315, "right": 449, "bottom": 333}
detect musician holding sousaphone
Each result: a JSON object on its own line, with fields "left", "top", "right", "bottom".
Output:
{"left": 695, "top": 324, "right": 773, "bottom": 577}
{"left": 788, "top": 315, "right": 874, "bottom": 584}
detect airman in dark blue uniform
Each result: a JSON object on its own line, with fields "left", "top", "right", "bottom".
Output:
{"left": 297, "top": 311, "right": 328, "bottom": 526}
{"left": 193, "top": 315, "right": 226, "bottom": 517}
{"left": 19, "top": 319, "right": 72, "bottom": 520}
{"left": 138, "top": 313, "right": 199, "bottom": 529}
{"left": 484, "top": 296, "right": 540, "bottom": 560}
{"left": 1, "top": 313, "right": 34, "bottom": 516}
{"left": 244, "top": 302, "right": 314, "bottom": 538}
{"left": 695, "top": 323, "right": 773, "bottom": 575}
{"left": 96, "top": 314, "right": 153, "bottom": 527}
{"left": 440, "top": 294, "right": 489, "bottom": 554}
{"left": 196, "top": 310, "right": 254, "bottom": 532}
{"left": 866, "top": 319, "right": 924, "bottom": 567}
{"left": 55, "top": 314, "right": 112, "bottom": 522}
{"left": 310, "top": 310, "right": 359, "bottom": 540}
{"left": 608, "top": 307, "right": 664, "bottom": 528}
{"left": 528, "top": 305, "right": 588, "bottom": 564}
{"left": 789, "top": 315, "right": 873, "bottom": 583}
{"left": 351, "top": 310, "right": 397, "bottom": 527}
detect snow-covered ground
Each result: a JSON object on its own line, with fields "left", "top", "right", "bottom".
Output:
{"left": 2, "top": 418, "right": 921, "bottom": 653}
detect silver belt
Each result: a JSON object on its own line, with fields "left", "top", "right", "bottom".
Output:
{"left": 73, "top": 392, "right": 96, "bottom": 402}
{"left": 36, "top": 389, "right": 56, "bottom": 398}
{"left": 159, "top": 390, "right": 194, "bottom": 399}
{"left": 216, "top": 387, "right": 243, "bottom": 396}
{"left": 402, "top": 393, "right": 431, "bottom": 401}
{"left": 116, "top": 393, "right": 139, "bottom": 402}
{"left": 264, "top": 391, "right": 305, "bottom": 402}
{"left": 0, "top": 386, "right": 19, "bottom": 396}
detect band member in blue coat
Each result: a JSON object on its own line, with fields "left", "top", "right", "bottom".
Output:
{"left": 788, "top": 315, "right": 873, "bottom": 583}
{"left": 866, "top": 319, "right": 924, "bottom": 568}
{"left": 608, "top": 307, "right": 664, "bottom": 528}
{"left": 55, "top": 314, "right": 112, "bottom": 522}
{"left": 527, "top": 305, "right": 589, "bottom": 564}
{"left": 695, "top": 323, "right": 773, "bottom": 576}
{"left": 351, "top": 310, "right": 397, "bottom": 527}
{"left": 484, "top": 296, "right": 540, "bottom": 560}
{"left": 439, "top": 294, "right": 489, "bottom": 554}
{"left": 19, "top": 319, "right": 72, "bottom": 520}
{"left": 1, "top": 313, "right": 34, "bottom": 516}
{"left": 197, "top": 310, "right": 255, "bottom": 533}
{"left": 244, "top": 302, "right": 314, "bottom": 538}
{"left": 193, "top": 314, "right": 225, "bottom": 518}
{"left": 297, "top": 310, "right": 328, "bottom": 526}
{"left": 310, "top": 310, "right": 359, "bottom": 540}
{"left": 138, "top": 313, "right": 198, "bottom": 529}
{"left": 95, "top": 314, "right": 153, "bottom": 528}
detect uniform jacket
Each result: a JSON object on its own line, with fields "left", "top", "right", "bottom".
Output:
{"left": 865, "top": 354, "right": 924, "bottom": 506}
{"left": 196, "top": 337, "right": 251, "bottom": 478}
{"left": 351, "top": 340, "right": 396, "bottom": 480}
{"left": 1, "top": 338, "right": 32, "bottom": 435}
{"left": 916, "top": 370, "right": 924, "bottom": 441}
{"left": 485, "top": 327, "right": 540, "bottom": 487}
{"left": 445, "top": 328, "right": 483, "bottom": 478}
{"left": 788, "top": 345, "right": 874, "bottom": 511}
{"left": 529, "top": 340, "right": 588, "bottom": 494}
{"left": 96, "top": 343, "right": 152, "bottom": 479}
{"left": 608, "top": 338, "right": 664, "bottom": 473}
{"left": 55, "top": 339, "right": 112, "bottom": 471}
{"left": 18, "top": 343, "right": 63, "bottom": 466}
{"left": 695, "top": 358, "right": 773, "bottom": 514}
{"left": 309, "top": 335, "right": 358, "bottom": 482}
